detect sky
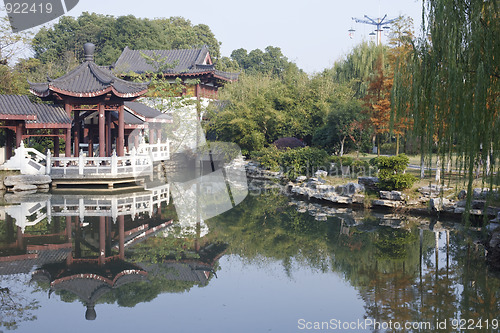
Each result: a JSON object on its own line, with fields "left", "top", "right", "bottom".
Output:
{"left": 7, "top": 0, "right": 424, "bottom": 73}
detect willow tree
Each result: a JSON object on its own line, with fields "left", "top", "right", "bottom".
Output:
{"left": 394, "top": 0, "right": 499, "bottom": 220}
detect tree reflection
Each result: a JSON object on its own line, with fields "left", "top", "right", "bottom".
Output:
{"left": 207, "top": 191, "right": 500, "bottom": 330}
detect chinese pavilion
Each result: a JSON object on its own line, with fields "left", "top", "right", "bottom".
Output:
{"left": 114, "top": 45, "right": 239, "bottom": 99}
{"left": 28, "top": 43, "right": 172, "bottom": 158}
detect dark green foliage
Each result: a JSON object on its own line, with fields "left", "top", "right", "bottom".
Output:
{"left": 330, "top": 155, "right": 353, "bottom": 167}
{"left": 252, "top": 146, "right": 329, "bottom": 179}
{"left": 373, "top": 154, "right": 417, "bottom": 190}
{"left": 376, "top": 154, "right": 410, "bottom": 173}
{"left": 351, "top": 159, "right": 370, "bottom": 174}
{"left": 312, "top": 90, "right": 367, "bottom": 155}
{"left": 230, "top": 46, "right": 298, "bottom": 77}
{"left": 378, "top": 171, "right": 417, "bottom": 191}
{"left": 31, "top": 13, "right": 221, "bottom": 66}
{"left": 273, "top": 137, "right": 305, "bottom": 150}
{"left": 207, "top": 69, "right": 335, "bottom": 155}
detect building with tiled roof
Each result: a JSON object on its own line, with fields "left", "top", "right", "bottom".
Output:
{"left": 29, "top": 44, "right": 148, "bottom": 100}
{"left": 114, "top": 45, "right": 239, "bottom": 99}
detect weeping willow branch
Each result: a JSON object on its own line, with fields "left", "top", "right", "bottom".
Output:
{"left": 393, "top": 0, "right": 499, "bottom": 223}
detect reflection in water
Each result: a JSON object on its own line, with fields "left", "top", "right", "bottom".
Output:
{"left": 0, "top": 188, "right": 499, "bottom": 331}
{"left": 0, "top": 184, "right": 226, "bottom": 326}
{"left": 206, "top": 192, "right": 500, "bottom": 332}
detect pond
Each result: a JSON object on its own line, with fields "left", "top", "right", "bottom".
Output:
{"left": 0, "top": 185, "right": 499, "bottom": 333}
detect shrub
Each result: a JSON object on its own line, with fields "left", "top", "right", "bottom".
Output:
{"left": 351, "top": 160, "right": 370, "bottom": 174}
{"left": 375, "top": 154, "right": 416, "bottom": 190}
{"left": 330, "top": 155, "right": 353, "bottom": 166}
{"left": 251, "top": 146, "right": 281, "bottom": 171}
{"left": 281, "top": 147, "right": 329, "bottom": 179}
{"left": 375, "top": 154, "right": 410, "bottom": 173}
{"left": 273, "top": 137, "right": 305, "bottom": 150}
{"left": 378, "top": 171, "right": 417, "bottom": 191}
{"left": 252, "top": 146, "right": 329, "bottom": 179}
{"left": 369, "top": 156, "right": 381, "bottom": 167}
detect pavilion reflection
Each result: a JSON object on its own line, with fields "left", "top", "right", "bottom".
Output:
{"left": 0, "top": 184, "right": 226, "bottom": 320}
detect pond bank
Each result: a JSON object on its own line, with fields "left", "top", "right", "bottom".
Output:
{"left": 245, "top": 161, "right": 500, "bottom": 270}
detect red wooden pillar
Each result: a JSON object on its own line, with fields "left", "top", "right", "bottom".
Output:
{"left": 118, "top": 215, "right": 125, "bottom": 260}
{"left": 65, "top": 103, "right": 72, "bottom": 157}
{"left": 5, "top": 130, "right": 13, "bottom": 160}
{"left": 15, "top": 123, "right": 23, "bottom": 147}
{"left": 65, "top": 129, "right": 71, "bottom": 157}
{"left": 73, "top": 110, "right": 80, "bottom": 157}
{"left": 117, "top": 104, "right": 124, "bottom": 156}
{"left": 99, "top": 103, "right": 105, "bottom": 157}
{"left": 106, "top": 111, "right": 111, "bottom": 156}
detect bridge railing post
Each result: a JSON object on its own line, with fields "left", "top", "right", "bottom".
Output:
{"left": 79, "top": 150, "right": 84, "bottom": 175}
{"left": 46, "top": 149, "right": 52, "bottom": 175}
{"left": 131, "top": 147, "right": 137, "bottom": 176}
{"left": 111, "top": 150, "right": 117, "bottom": 175}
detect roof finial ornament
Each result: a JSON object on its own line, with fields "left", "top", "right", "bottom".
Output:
{"left": 83, "top": 43, "right": 95, "bottom": 62}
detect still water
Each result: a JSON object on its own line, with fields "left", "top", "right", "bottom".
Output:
{"left": 0, "top": 185, "right": 499, "bottom": 333}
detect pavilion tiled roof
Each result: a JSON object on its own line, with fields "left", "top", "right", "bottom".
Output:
{"left": 29, "top": 50, "right": 149, "bottom": 99}
{"left": 28, "top": 103, "right": 72, "bottom": 128}
{"left": 0, "top": 94, "right": 71, "bottom": 126}
{"left": 0, "top": 95, "right": 36, "bottom": 120}
{"left": 124, "top": 101, "right": 173, "bottom": 123}
{"left": 114, "top": 46, "right": 239, "bottom": 82}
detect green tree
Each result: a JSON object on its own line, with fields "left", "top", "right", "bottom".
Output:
{"left": 31, "top": 13, "right": 221, "bottom": 66}
{"left": 230, "top": 46, "right": 299, "bottom": 77}
{"left": 394, "top": 0, "right": 499, "bottom": 217}
{"left": 313, "top": 97, "right": 363, "bottom": 156}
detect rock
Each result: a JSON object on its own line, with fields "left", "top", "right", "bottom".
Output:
{"left": 352, "top": 194, "right": 365, "bottom": 204}
{"left": 314, "top": 170, "right": 328, "bottom": 178}
{"left": 12, "top": 184, "right": 38, "bottom": 192}
{"left": 418, "top": 184, "right": 451, "bottom": 198}
{"left": 4, "top": 174, "right": 51, "bottom": 187}
{"left": 430, "top": 197, "right": 451, "bottom": 212}
{"left": 372, "top": 199, "right": 403, "bottom": 208}
{"left": 379, "top": 190, "right": 405, "bottom": 201}
{"left": 296, "top": 175, "right": 307, "bottom": 182}
{"left": 473, "top": 188, "right": 500, "bottom": 200}
{"left": 457, "top": 190, "right": 467, "bottom": 200}
{"left": 346, "top": 182, "right": 364, "bottom": 195}
{"left": 358, "top": 177, "right": 379, "bottom": 191}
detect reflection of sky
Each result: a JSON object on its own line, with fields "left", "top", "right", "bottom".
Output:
{"left": 16, "top": 255, "right": 368, "bottom": 333}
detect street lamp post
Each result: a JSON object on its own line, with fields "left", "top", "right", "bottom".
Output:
{"left": 350, "top": 14, "right": 397, "bottom": 45}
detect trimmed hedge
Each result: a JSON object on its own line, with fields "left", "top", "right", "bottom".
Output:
{"left": 372, "top": 154, "right": 417, "bottom": 190}
{"left": 252, "top": 146, "right": 330, "bottom": 179}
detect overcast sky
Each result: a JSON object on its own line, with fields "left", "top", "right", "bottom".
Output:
{"left": 9, "top": 0, "right": 424, "bottom": 73}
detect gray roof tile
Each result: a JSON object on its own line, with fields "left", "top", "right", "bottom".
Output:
{"left": 29, "top": 61, "right": 149, "bottom": 98}
{"left": 114, "top": 46, "right": 239, "bottom": 82}
{"left": 124, "top": 101, "right": 173, "bottom": 122}
{"left": 30, "top": 104, "right": 72, "bottom": 125}
{"left": 0, "top": 95, "right": 36, "bottom": 117}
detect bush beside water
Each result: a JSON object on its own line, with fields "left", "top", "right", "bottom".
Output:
{"left": 372, "top": 154, "right": 417, "bottom": 191}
